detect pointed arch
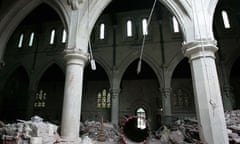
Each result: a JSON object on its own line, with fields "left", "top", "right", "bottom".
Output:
{"left": 35, "top": 62, "right": 65, "bottom": 86}
{"left": 118, "top": 52, "right": 162, "bottom": 88}
{"left": 171, "top": 58, "right": 195, "bottom": 113}
{"left": 0, "top": 0, "right": 69, "bottom": 60}
{"left": 35, "top": 63, "right": 65, "bottom": 121}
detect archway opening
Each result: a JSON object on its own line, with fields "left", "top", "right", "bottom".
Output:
{"left": 171, "top": 58, "right": 195, "bottom": 117}
{"left": 82, "top": 63, "right": 110, "bottom": 122}
{"left": 230, "top": 57, "right": 240, "bottom": 109}
{"left": 1, "top": 66, "right": 29, "bottom": 122}
{"left": 36, "top": 64, "right": 64, "bottom": 123}
{"left": 120, "top": 59, "right": 159, "bottom": 133}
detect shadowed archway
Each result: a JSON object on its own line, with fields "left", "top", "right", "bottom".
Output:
{"left": 1, "top": 66, "right": 29, "bottom": 121}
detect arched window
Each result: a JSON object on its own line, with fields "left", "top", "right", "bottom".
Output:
{"left": 18, "top": 33, "right": 24, "bottom": 48}
{"left": 100, "top": 23, "right": 105, "bottom": 40}
{"left": 172, "top": 16, "right": 180, "bottom": 33}
{"left": 136, "top": 107, "right": 146, "bottom": 129}
{"left": 127, "top": 20, "right": 133, "bottom": 37}
{"left": 62, "top": 29, "right": 67, "bottom": 43}
{"left": 28, "top": 32, "right": 35, "bottom": 47}
{"left": 222, "top": 10, "right": 231, "bottom": 29}
{"left": 49, "top": 29, "right": 56, "bottom": 45}
{"left": 34, "top": 90, "right": 47, "bottom": 108}
{"left": 142, "top": 18, "right": 148, "bottom": 35}
{"left": 97, "top": 89, "right": 111, "bottom": 108}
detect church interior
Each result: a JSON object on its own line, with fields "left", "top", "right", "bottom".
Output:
{"left": 0, "top": 0, "right": 240, "bottom": 143}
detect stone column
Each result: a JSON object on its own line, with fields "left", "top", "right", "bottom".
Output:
{"left": 110, "top": 88, "right": 120, "bottom": 126}
{"left": 160, "top": 88, "right": 172, "bottom": 116}
{"left": 61, "top": 49, "right": 88, "bottom": 142}
{"left": 183, "top": 40, "right": 229, "bottom": 144}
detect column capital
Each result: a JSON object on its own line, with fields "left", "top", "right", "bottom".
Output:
{"left": 182, "top": 40, "right": 218, "bottom": 61}
{"left": 64, "top": 49, "right": 89, "bottom": 65}
{"left": 159, "top": 88, "right": 172, "bottom": 98}
{"left": 110, "top": 88, "right": 121, "bottom": 94}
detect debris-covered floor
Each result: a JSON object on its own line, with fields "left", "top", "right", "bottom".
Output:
{"left": 1, "top": 110, "right": 240, "bottom": 144}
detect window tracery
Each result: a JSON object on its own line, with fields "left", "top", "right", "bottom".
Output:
{"left": 34, "top": 90, "right": 47, "bottom": 108}
{"left": 97, "top": 89, "right": 111, "bottom": 108}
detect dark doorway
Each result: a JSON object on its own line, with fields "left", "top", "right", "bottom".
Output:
{"left": 1, "top": 66, "right": 29, "bottom": 122}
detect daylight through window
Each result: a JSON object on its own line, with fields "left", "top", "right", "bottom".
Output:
{"left": 28, "top": 32, "right": 35, "bottom": 47}
{"left": 18, "top": 33, "right": 24, "bottom": 48}
{"left": 142, "top": 18, "right": 148, "bottom": 35}
{"left": 222, "top": 10, "right": 231, "bottom": 29}
{"left": 50, "top": 29, "right": 56, "bottom": 44}
{"left": 100, "top": 23, "right": 105, "bottom": 40}
{"left": 62, "top": 29, "right": 67, "bottom": 43}
{"left": 137, "top": 107, "right": 146, "bottom": 129}
{"left": 127, "top": 20, "right": 133, "bottom": 37}
{"left": 172, "top": 16, "right": 180, "bottom": 33}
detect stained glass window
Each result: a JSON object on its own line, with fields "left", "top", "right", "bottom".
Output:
{"left": 34, "top": 90, "right": 47, "bottom": 108}
{"left": 97, "top": 89, "right": 111, "bottom": 108}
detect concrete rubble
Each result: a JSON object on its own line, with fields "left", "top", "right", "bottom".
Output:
{"left": 1, "top": 110, "right": 240, "bottom": 143}
{"left": 0, "top": 116, "right": 59, "bottom": 144}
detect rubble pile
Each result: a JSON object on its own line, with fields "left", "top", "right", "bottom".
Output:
{"left": 154, "top": 110, "right": 240, "bottom": 144}
{"left": 225, "top": 110, "right": 240, "bottom": 143}
{"left": 0, "top": 116, "right": 59, "bottom": 144}
{"left": 80, "top": 121, "right": 121, "bottom": 143}
{"left": 154, "top": 118, "right": 202, "bottom": 144}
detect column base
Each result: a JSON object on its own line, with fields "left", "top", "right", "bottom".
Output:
{"left": 57, "top": 137, "right": 81, "bottom": 144}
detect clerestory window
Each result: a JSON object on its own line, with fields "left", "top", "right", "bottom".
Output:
{"left": 28, "top": 32, "right": 35, "bottom": 47}
{"left": 18, "top": 33, "right": 24, "bottom": 48}
{"left": 222, "top": 10, "right": 231, "bottom": 29}
{"left": 62, "top": 29, "right": 67, "bottom": 43}
{"left": 100, "top": 23, "right": 105, "bottom": 40}
{"left": 142, "top": 18, "right": 148, "bottom": 35}
{"left": 172, "top": 16, "right": 180, "bottom": 33}
{"left": 127, "top": 20, "right": 133, "bottom": 37}
{"left": 49, "top": 29, "right": 56, "bottom": 45}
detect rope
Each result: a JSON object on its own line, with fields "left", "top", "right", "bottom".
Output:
{"left": 88, "top": 0, "right": 96, "bottom": 70}
{"left": 137, "top": 0, "right": 157, "bottom": 74}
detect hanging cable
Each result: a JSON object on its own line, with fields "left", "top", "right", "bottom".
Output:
{"left": 87, "top": 0, "right": 96, "bottom": 70}
{"left": 137, "top": 0, "right": 157, "bottom": 74}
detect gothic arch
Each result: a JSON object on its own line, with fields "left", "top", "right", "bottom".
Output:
{"left": 166, "top": 52, "right": 185, "bottom": 87}
{"left": 118, "top": 52, "right": 162, "bottom": 88}
{"left": 2, "top": 63, "right": 29, "bottom": 85}
{"left": 34, "top": 62, "right": 64, "bottom": 90}
{"left": 91, "top": 54, "right": 112, "bottom": 87}
{"left": 0, "top": 0, "right": 69, "bottom": 60}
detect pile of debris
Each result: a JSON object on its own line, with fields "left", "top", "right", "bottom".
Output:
{"left": 80, "top": 120, "right": 121, "bottom": 143}
{"left": 225, "top": 110, "right": 240, "bottom": 143}
{"left": 153, "top": 110, "right": 240, "bottom": 144}
{"left": 0, "top": 116, "right": 59, "bottom": 144}
{"left": 154, "top": 118, "right": 201, "bottom": 144}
